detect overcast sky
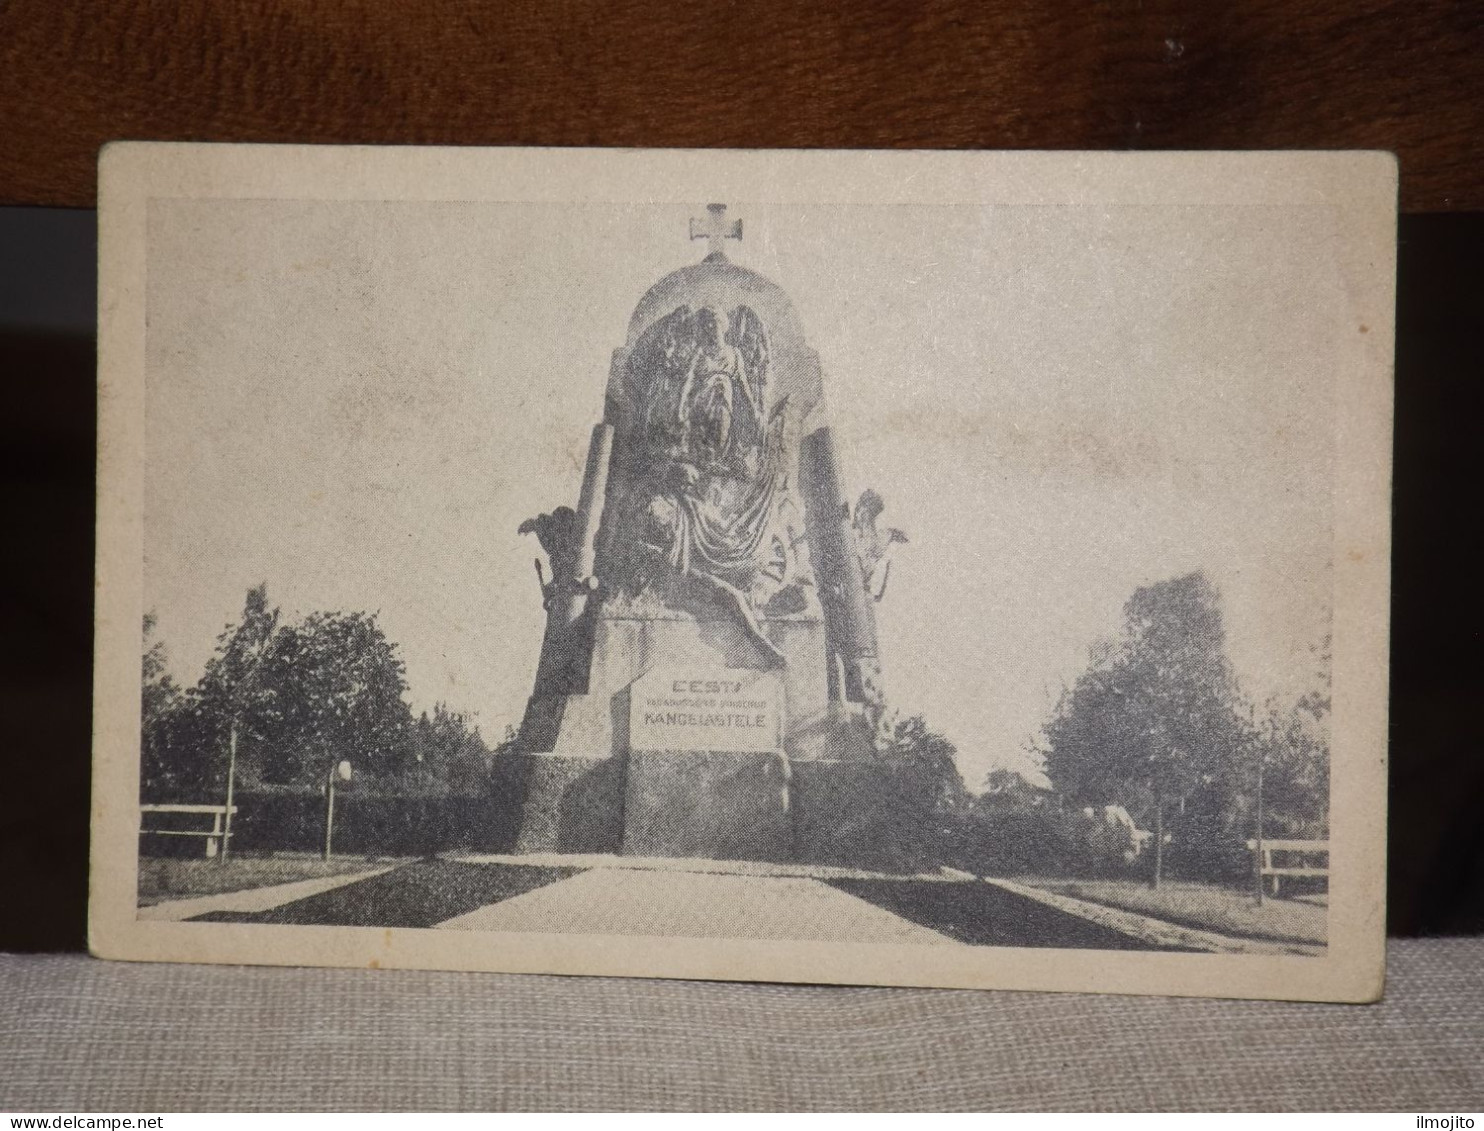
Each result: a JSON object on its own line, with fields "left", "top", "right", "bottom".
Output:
{"left": 144, "top": 197, "right": 1351, "bottom": 788}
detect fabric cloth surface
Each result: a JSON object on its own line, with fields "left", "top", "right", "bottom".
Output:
{"left": 2, "top": 938, "right": 1480, "bottom": 1111}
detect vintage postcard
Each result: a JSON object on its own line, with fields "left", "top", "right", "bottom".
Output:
{"left": 91, "top": 145, "right": 1394, "bottom": 1000}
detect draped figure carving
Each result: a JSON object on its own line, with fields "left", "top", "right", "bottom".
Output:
{"left": 612, "top": 303, "right": 792, "bottom": 664}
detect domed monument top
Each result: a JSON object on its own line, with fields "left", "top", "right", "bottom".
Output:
{"left": 624, "top": 205, "right": 810, "bottom": 358}
{"left": 514, "top": 202, "right": 897, "bottom": 866}
{"left": 611, "top": 204, "right": 822, "bottom": 432}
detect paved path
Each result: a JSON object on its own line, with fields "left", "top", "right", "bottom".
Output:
{"left": 140, "top": 855, "right": 1291, "bottom": 952}
{"left": 453, "top": 851, "right": 945, "bottom": 883}
{"left": 138, "top": 867, "right": 394, "bottom": 922}
{"left": 437, "top": 868, "right": 957, "bottom": 943}
{"left": 986, "top": 879, "right": 1325, "bottom": 956}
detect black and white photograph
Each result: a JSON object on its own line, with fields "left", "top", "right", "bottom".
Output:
{"left": 89, "top": 145, "right": 1393, "bottom": 1000}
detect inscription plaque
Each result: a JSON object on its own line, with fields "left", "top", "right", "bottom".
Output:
{"left": 629, "top": 667, "right": 784, "bottom": 752}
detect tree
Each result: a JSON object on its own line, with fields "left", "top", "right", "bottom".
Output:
{"left": 880, "top": 714, "right": 969, "bottom": 862}
{"left": 141, "top": 612, "right": 180, "bottom": 729}
{"left": 407, "top": 703, "right": 495, "bottom": 795}
{"left": 183, "top": 583, "right": 283, "bottom": 795}
{"left": 140, "top": 588, "right": 279, "bottom": 802}
{"left": 196, "top": 584, "right": 280, "bottom": 710}
{"left": 140, "top": 612, "right": 185, "bottom": 799}
{"left": 1257, "top": 634, "right": 1331, "bottom": 838}
{"left": 1040, "top": 572, "right": 1255, "bottom": 887}
{"left": 251, "top": 609, "right": 412, "bottom": 785}
{"left": 982, "top": 767, "right": 1045, "bottom": 803}
{"left": 191, "top": 582, "right": 279, "bottom": 737}
{"left": 140, "top": 586, "right": 429, "bottom": 800}
{"left": 886, "top": 714, "right": 967, "bottom": 812}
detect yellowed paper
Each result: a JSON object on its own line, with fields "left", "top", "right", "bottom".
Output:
{"left": 91, "top": 144, "right": 1394, "bottom": 1000}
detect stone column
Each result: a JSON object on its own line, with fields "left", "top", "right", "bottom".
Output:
{"left": 799, "top": 426, "right": 880, "bottom": 705}
{"left": 555, "top": 422, "right": 614, "bottom": 630}
{"left": 521, "top": 422, "right": 615, "bottom": 748}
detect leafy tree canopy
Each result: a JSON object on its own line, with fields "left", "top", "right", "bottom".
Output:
{"left": 1035, "top": 572, "right": 1330, "bottom": 884}
{"left": 1042, "top": 572, "right": 1252, "bottom": 816}
{"left": 141, "top": 585, "right": 493, "bottom": 799}
{"left": 885, "top": 713, "right": 969, "bottom": 815}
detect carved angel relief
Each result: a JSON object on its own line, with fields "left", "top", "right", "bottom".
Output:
{"left": 615, "top": 303, "right": 798, "bottom": 664}
{"left": 852, "top": 489, "right": 908, "bottom": 602}
{"left": 518, "top": 506, "right": 577, "bottom": 611}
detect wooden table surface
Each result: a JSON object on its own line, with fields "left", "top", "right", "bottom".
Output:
{"left": 2, "top": 0, "right": 1480, "bottom": 210}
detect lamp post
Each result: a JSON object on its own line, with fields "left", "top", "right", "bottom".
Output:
{"left": 1253, "top": 743, "right": 1266, "bottom": 907}
{"left": 221, "top": 645, "right": 270, "bottom": 866}
{"left": 222, "top": 718, "right": 238, "bottom": 864}
{"left": 323, "top": 759, "right": 353, "bottom": 861}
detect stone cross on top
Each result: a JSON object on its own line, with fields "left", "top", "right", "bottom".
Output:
{"left": 690, "top": 203, "right": 742, "bottom": 260}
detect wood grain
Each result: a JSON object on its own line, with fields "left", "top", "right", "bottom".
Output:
{"left": 2, "top": 0, "right": 1480, "bottom": 209}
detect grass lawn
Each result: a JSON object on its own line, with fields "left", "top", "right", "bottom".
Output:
{"left": 1019, "top": 877, "right": 1328, "bottom": 945}
{"left": 138, "top": 853, "right": 415, "bottom": 907}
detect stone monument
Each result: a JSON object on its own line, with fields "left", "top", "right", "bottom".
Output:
{"left": 494, "top": 206, "right": 913, "bottom": 866}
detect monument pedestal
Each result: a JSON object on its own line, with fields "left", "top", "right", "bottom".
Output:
{"left": 622, "top": 748, "right": 792, "bottom": 861}
{"left": 489, "top": 751, "right": 625, "bottom": 855}
{"left": 530, "top": 608, "right": 834, "bottom": 762}
{"left": 618, "top": 665, "right": 792, "bottom": 861}
{"left": 504, "top": 633, "right": 900, "bottom": 863}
